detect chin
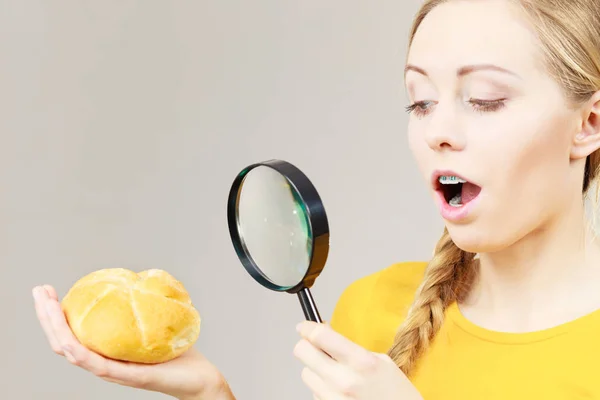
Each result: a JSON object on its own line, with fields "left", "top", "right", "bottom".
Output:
{"left": 445, "top": 222, "right": 513, "bottom": 254}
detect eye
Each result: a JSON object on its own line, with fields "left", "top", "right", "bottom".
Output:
{"left": 468, "top": 98, "right": 506, "bottom": 113}
{"left": 405, "top": 98, "right": 507, "bottom": 118}
{"left": 405, "top": 100, "right": 436, "bottom": 118}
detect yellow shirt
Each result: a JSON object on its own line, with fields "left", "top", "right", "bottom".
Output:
{"left": 330, "top": 261, "right": 600, "bottom": 399}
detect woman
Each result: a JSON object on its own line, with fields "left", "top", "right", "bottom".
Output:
{"left": 32, "top": 0, "right": 600, "bottom": 399}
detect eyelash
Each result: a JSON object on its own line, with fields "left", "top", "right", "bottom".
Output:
{"left": 405, "top": 98, "right": 506, "bottom": 118}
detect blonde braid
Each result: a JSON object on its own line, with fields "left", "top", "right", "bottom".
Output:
{"left": 387, "top": 228, "right": 476, "bottom": 376}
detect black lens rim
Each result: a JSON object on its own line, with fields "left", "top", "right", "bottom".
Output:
{"left": 227, "top": 159, "right": 330, "bottom": 293}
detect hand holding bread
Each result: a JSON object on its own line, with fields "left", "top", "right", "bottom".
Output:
{"left": 61, "top": 268, "right": 201, "bottom": 364}
{"left": 32, "top": 268, "right": 235, "bottom": 400}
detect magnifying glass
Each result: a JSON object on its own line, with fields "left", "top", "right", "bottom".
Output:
{"left": 227, "top": 159, "right": 329, "bottom": 322}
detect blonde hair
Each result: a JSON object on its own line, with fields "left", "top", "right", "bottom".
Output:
{"left": 388, "top": 0, "right": 600, "bottom": 377}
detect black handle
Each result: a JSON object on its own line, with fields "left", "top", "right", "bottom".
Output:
{"left": 297, "top": 287, "right": 322, "bottom": 323}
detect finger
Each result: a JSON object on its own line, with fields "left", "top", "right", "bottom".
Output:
{"left": 42, "top": 295, "right": 154, "bottom": 389}
{"left": 42, "top": 298, "right": 114, "bottom": 377}
{"left": 61, "top": 335, "right": 152, "bottom": 387}
{"left": 301, "top": 367, "right": 341, "bottom": 400}
{"left": 43, "top": 285, "right": 59, "bottom": 301}
{"left": 43, "top": 296, "right": 81, "bottom": 350}
{"left": 32, "top": 286, "right": 63, "bottom": 355}
{"left": 64, "top": 342, "right": 152, "bottom": 388}
{"left": 294, "top": 338, "right": 346, "bottom": 385}
{"left": 297, "top": 321, "right": 376, "bottom": 370}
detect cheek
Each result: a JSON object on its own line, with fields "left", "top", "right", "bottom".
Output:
{"left": 450, "top": 113, "right": 573, "bottom": 252}
{"left": 478, "top": 110, "right": 571, "bottom": 192}
{"left": 472, "top": 109, "right": 574, "bottom": 242}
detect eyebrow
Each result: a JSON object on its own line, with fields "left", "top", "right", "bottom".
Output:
{"left": 404, "top": 63, "right": 522, "bottom": 79}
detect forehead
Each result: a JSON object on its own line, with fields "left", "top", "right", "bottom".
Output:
{"left": 407, "top": 0, "right": 543, "bottom": 78}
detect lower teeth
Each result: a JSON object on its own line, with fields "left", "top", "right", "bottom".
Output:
{"left": 449, "top": 194, "right": 463, "bottom": 207}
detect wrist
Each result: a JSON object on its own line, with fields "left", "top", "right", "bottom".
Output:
{"left": 178, "top": 373, "right": 235, "bottom": 400}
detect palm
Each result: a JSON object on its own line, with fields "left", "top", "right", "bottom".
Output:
{"left": 33, "top": 285, "right": 223, "bottom": 399}
{"left": 120, "top": 348, "right": 223, "bottom": 396}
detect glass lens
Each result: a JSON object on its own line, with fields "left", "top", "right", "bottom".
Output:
{"left": 236, "top": 166, "right": 312, "bottom": 288}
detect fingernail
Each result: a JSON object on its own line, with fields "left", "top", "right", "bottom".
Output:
{"left": 296, "top": 322, "right": 303, "bottom": 332}
{"left": 32, "top": 287, "right": 40, "bottom": 300}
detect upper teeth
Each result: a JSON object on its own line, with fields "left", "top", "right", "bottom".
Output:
{"left": 439, "top": 175, "right": 467, "bottom": 184}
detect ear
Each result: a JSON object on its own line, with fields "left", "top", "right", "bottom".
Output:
{"left": 571, "top": 90, "right": 600, "bottom": 160}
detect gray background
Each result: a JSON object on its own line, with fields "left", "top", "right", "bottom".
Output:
{"left": 2, "top": 1, "right": 444, "bottom": 399}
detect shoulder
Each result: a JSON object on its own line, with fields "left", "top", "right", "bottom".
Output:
{"left": 331, "top": 261, "right": 428, "bottom": 314}
{"left": 329, "top": 261, "right": 428, "bottom": 352}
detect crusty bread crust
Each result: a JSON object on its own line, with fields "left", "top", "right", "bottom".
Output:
{"left": 61, "top": 268, "right": 201, "bottom": 364}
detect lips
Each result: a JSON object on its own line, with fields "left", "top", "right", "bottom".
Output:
{"left": 431, "top": 170, "right": 483, "bottom": 221}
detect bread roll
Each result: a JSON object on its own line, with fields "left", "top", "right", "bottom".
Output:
{"left": 61, "top": 268, "right": 201, "bottom": 364}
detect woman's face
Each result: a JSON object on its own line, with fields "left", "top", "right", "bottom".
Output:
{"left": 405, "top": 0, "right": 583, "bottom": 252}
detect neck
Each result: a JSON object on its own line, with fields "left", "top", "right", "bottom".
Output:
{"left": 463, "top": 197, "right": 600, "bottom": 332}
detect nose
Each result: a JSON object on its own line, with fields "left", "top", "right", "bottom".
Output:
{"left": 424, "top": 107, "right": 466, "bottom": 152}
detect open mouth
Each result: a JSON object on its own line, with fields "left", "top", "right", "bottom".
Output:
{"left": 436, "top": 175, "right": 482, "bottom": 208}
